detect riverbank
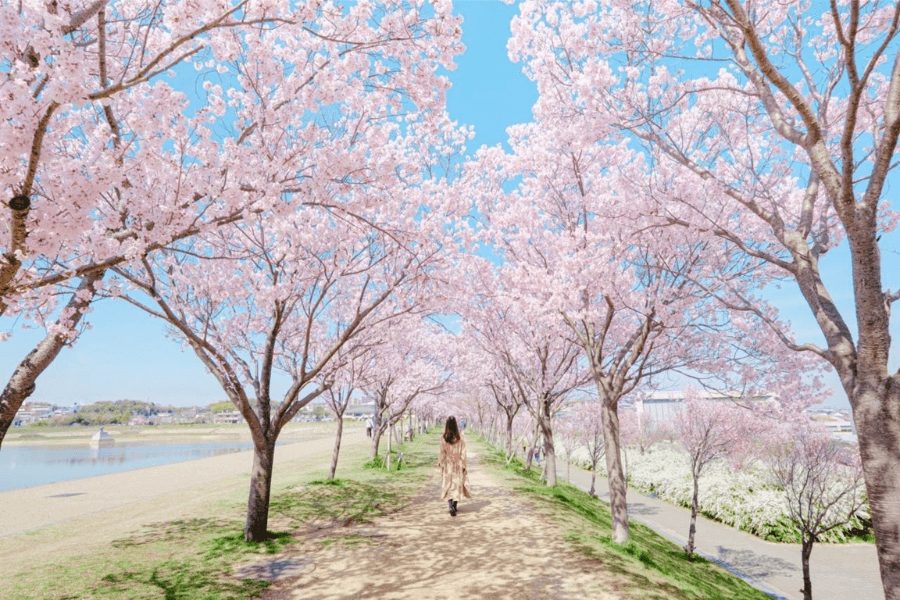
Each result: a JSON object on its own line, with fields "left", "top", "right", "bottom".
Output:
{"left": 2, "top": 421, "right": 362, "bottom": 492}
{"left": 0, "top": 427, "right": 397, "bottom": 599}
{"left": 3, "top": 421, "right": 351, "bottom": 446}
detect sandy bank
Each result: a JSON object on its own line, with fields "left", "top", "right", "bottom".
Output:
{"left": 0, "top": 429, "right": 368, "bottom": 582}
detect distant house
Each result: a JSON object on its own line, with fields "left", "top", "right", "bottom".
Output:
{"left": 14, "top": 402, "right": 54, "bottom": 426}
{"left": 214, "top": 411, "right": 244, "bottom": 425}
{"left": 346, "top": 401, "right": 376, "bottom": 418}
{"left": 812, "top": 416, "right": 856, "bottom": 434}
{"left": 826, "top": 420, "right": 855, "bottom": 433}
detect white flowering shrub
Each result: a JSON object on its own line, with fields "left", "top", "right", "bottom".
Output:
{"left": 567, "top": 443, "right": 868, "bottom": 543}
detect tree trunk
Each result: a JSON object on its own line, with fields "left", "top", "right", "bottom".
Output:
{"left": 386, "top": 422, "right": 393, "bottom": 469}
{"left": 506, "top": 413, "right": 515, "bottom": 458}
{"left": 525, "top": 418, "right": 539, "bottom": 471}
{"left": 538, "top": 396, "right": 557, "bottom": 486}
{"left": 244, "top": 437, "right": 276, "bottom": 542}
{"left": 328, "top": 415, "right": 344, "bottom": 480}
{"left": 799, "top": 190, "right": 900, "bottom": 600}
{"left": 800, "top": 535, "right": 814, "bottom": 600}
{"left": 600, "top": 396, "right": 630, "bottom": 543}
{"left": 487, "top": 413, "right": 496, "bottom": 446}
{"left": 371, "top": 425, "right": 384, "bottom": 458}
{"left": 849, "top": 373, "right": 900, "bottom": 600}
{"left": 686, "top": 469, "right": 700, "bottom": 555}
{"left": 589, "top": 462, "right": 597, "bottom": 498}
{"left": 0, "top": 270, "right": 104, "bottom": 447}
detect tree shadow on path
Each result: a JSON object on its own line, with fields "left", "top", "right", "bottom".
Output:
{"left": 715, "top": 547, "right": 797, "bottom": 580}
{"left": 257, "top": 452, "right": 623, "bottom": 599}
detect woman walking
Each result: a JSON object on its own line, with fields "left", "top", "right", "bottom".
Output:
{"left": 439, "top": 416, "right": 471, "bottom": 516}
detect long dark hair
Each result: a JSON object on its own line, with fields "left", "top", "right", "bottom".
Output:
{"left": 443, "top": 416, "right": 460, "bottom": 445}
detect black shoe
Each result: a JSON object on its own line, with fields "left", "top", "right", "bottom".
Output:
{"left": 452, "top": 500, "right": 458, "bottom": 513}
{"left": 448, "top": 499, "right": 456, "bottom": 516}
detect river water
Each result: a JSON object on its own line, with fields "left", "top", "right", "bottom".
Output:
{"left": 0, "top": 440, "right": 263, "bottom": 492}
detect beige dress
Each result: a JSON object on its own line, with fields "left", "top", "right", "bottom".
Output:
{"left": 439, "top": 433, "right": 472, "bottom": 501}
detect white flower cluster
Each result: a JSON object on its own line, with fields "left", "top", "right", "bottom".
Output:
{"left": 575, "top": 445, "right": 868, "bottom": 543}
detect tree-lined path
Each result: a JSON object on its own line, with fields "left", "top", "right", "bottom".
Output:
{"left": 561, "top": 462, "right": 881, "bottom": 600}
{"left": 259, "top": 450, "right": 620, "bottom": 600}
{"left": 3, "top": 1, "right": 898, "bottom": 597}
{"left": 2, "top": 423, "right": 876, "bottom": 599}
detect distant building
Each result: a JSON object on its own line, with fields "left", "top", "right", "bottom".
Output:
{"left": 633, "top": 390, "right": 776, "bottom": 423}
{"left": 808, "top": 413, "right": 856, "bottom": 434}
{"left": 214, "top": 411, "right": 244, "bottom": 425}
{"left": 347, "top": 401, "right": 375, "bottom": 418}
{"left": 822, "top": 420, "right": 855, "bottom": 433}
{"left": 13, "top": 402, "right": 54, "bottom": 426}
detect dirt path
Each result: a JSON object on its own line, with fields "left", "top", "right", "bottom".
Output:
{"left": 258, "top": 450, "right": 625, "bottom": 600}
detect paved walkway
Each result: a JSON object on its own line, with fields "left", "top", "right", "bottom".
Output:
{"left": 554, "top": 459, "right": 882, "bottom": 600}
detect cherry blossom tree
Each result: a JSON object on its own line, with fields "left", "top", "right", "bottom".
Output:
{"left": 0, "top": 0, "right": 464, "bottom": 447}
{"left": 523, "top": 413, "right": 542, "bottom": 472}
{"left": 1, "top": 0, "right": 266, "bottom": 313}
{"left": 556, "top": 411, "right": 581, "bottom": 482}
{"left": 112, "top": 186, "right": 442, "bottom": 541}
{"left": 449, "top": 313, "right": 528, "bottom": 460}
{"left": 508, "top": 410, "right": 535, "bottom": 465}
{"left": 504, "top": 326, "right": 583, "bottom": 487}
{"left": 323, "top": 340, "right": 378, "bottom": 481}
{"left": 0, "top": 271, "right": 104, "bottom": 448}
{"left": 469, "top": 118, "right": 802, "bottom": 542}
{"left": 509, "top": 2, "right": 900, "bottom": 592}
{"left": 489, "top": 378, "right": 526, "bottom": 460}
{"left": 0, "top": 0, "right": 263, "bottom": 443}
{"left": 619, "top": 402, "right": 662, "bottom": 457}
{"left": 672, "top": 391, "right": 759, "bottom": 556}
{"left": 323, "top": 383, "right": 354, "bottom": 481}
{"left": 454, "top": 256, "right": 587, "bottom": 487}
{"left": 762, "top": 420, "right": 867, "bottom": 600}
{"left": 363, "top": 318, "right": 449, "bottom": 463}
{"left": 1, "top": 0, "right": 462, "bottom": 305}
{"left": 573, "top": 402, "right": 606, "bottom": 498}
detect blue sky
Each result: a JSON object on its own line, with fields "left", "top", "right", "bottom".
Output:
{"left": 0, "top": 0, "right": 889, "bottom": 409}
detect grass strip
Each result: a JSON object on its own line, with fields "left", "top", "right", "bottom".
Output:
{"left": 477, "top": 440, "right": 771, "bottom": 600}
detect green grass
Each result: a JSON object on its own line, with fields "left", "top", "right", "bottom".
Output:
{"left": 4, "top": 430, "right": 435, "bottom": 600}
{"left": 478, "top": 441, "right": 771, "bottom": 600}
{"left": 8, "top": 517, "right": 279, "bottom": 600}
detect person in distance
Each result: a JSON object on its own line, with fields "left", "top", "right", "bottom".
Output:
{"left": 438, "top": 416, "right": 471, "bottom": 516}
